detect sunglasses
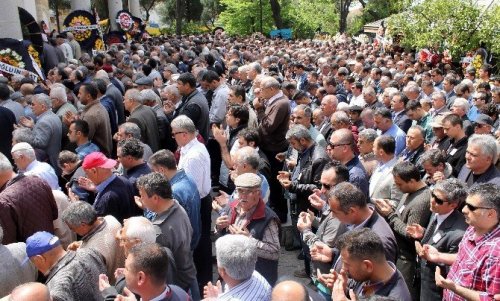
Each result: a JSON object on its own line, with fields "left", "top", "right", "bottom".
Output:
{"left": 321, "top": 183, "right": 332, "bottom": 190}
{"left": 464, "top": 202, "right": 493, "bottom": 212}
{"left": 431, "top": 192, "right": 448, "bottom": 205}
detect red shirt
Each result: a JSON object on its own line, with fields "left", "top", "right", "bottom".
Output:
{"left": 444, "top": 225, "right": 500, "bottom": 301}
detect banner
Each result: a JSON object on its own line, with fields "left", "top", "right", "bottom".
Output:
{"left": 0, "top": 39, "right": 41, "bottom": 81}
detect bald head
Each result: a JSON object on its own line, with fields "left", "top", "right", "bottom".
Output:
{"left": 271, "top": 280, "right": 308, "bottom": 301}
{"left": 320, "top": 95, "right": 338, "bottom": 116}
{"left": 9, "top": 282, "right": 51, "bottom": 301}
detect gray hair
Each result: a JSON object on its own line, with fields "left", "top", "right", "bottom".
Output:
{"left": 468, "top": 134, "right": 498, "bottom": 163}
{"left": 119, "top": 122, "right": 142, "bottom": 139}
{"left": 408, "top": 125, "right": 425, "bottom": 138}
{"left": 215, "top": 234, "right": 257, "bottom": 281}
{"left": 431, "top": 91, "right": 446, "bottom": 101}
{"left": 163, "top": 85, "right": 180, "bottom": 99}
{"left": 140, "top": 89, "right": 161, "bottom": 105}
{"left": 403, "top": 85, "right": 420, "bottom": 94}
{"left": 260, "top": 76, "right": 280, "bottom": 90}
{"left": 11, "top": 145, "right": 36, "bottom": 161}
{"left": 171, "top": 115, "right": 196, "bottom": 133}
{"left": 249, "top": 62, "right": 262, "bottom": 74}
{"left": 452, "top": 97, "right": 470, "bottom": 113}
{"left": 331, "top": 111, "right": 350, "bottom": 124}
{"left": 12, "top": 128, "right": 34, "bottom": 144}
{"left": 126, "top": 89, "right": 144, "bottom": 104}
{"left": 327, "top": 182, "right": 367, "bottom": 213}
{"left": 235, "top": 146, "right": 260, "bottom": 170}
{"left": 125, "top": 216, "right": 157, "bottom": 243}
{"left": 0, "top": 153, "right": 12, "bottom": 172}
{"left": 358, "top": 128, "right": 378, "bottom": 142}
{"left": 433, "top": 178, "right": 467, "bottom": 206}
{"left": 468, "top": 183, "right": 500, "bottom": 221}
{"left": 286, "top": 124, "right": 312, "bottom": 141}
{"left": 294, "top": 104, "right": 312, "bottom": 118}
{"left": 33, "top": 93, "right": 52, "bottom": 109}
{"left": 49, "top": 85, "right": 68, "bottom": 103}
{"left": 61, "top": 201, "right": 97, "bottom": 226}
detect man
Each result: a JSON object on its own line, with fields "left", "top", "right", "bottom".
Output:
{"left": 114, "top": 122, "right": 153, "bottom": 161}
{"left": 428, "top": 114, "right": 451, "bottom": 152}
{"left": 0, "top": 153, "right": 58, "bottom": 244}
{"left": 66, "top": 32, "right": 81, "bottom": 60}
{"left": 95, "top": 71, "right": 125, "bottom": 125}
{"left": 203, "top": 235, "right": 272, "bottom": 301}
{"left": 124, "top": 89, "right": 160, "bottom": 152}
{"left": 473, "top": 114, "right": 494, "bottom": 135}
{"left": 215, "top": 173, "right": 281, "bottom": 285}
{"left": 279, "top": 125, "right": 330, "bottom": 215}
{"left": 442, "top": 114, "right": 468, "bottom": 177}
{"left": 350, "top": 82, "right": 366, "bottom": 107}
{"left": 374, "top": 108, "right": 406, "bottom": 156}
{"left": 61, "top": 201, "right": 124, "bottom": 283}
{"left": 136, "top": 172, "right": 196, "bottom": 292}
{"left": 55, "top": 33, "right": 73, "bottom": 62}
{"left": 141, "top": 89, "right": 176, "bottom": 152}
{"left": 430, "top": 91, "right": 450, "bottom": 118}
{"left": 93, "top": 79, "right": 118, "bottom": 135}
{"left": 331, "top": 228, "right": 411, "bottom": 301}
{"left": 49, "top": 84, "right": 77, "bottom": 119}
{"left": 113, "top": 243, "right": 189, "bottom": 301}
{"left": 450, "top": 98, "right": 474, "bottom": 136}
{"left": 10, "top": 142, "right": 59, "bottom": 190}
{"left": 254, "top": 76, "right": 291, "bottom": 221}
{"left": 364, "top": 87, "right": 384, "bottom": 111}
{"left": 391, "top": 92, "right": 412, "bottom": 133}
{"left": 357, "top": 129, "right": 378, "bottom": 178}
{"left": 26, "top": 231, "right": 105, "bottom": 301}
{"left": 442, "top": 76, "right": 457, "bottom": 106}
{"left": 400, "top": 125, "right": 426, "bottom": 167}
{"left": 162, "top": 63, "right": 179, "bottom": 86}
{"left": 5, "top": 282, "right": 51, "bottom": 301}
{"left": 292, "top": 105, "right": 327, "bottom": 147}
{"left": 407, "top": 179, "right": 468, "bottom": 300}
{"left": 374, "top": 161, "right": 432, "bottom": 300}
{"left": 66, "top": 83, "right": 113, "bottom": 157}
{"left": 0, "top": 83, "right": 24, "bottom": 122}
{"left": 369, "top": 136, "right": 404, "bottom": 207}
{"left": 271, "top": 280, "right": 317, "bottom": 301}
{"left": 458, "top": 134, "right": 500, "bottom": 187}
{"left": 148, "top": 149, "right": 201, "bottom": 251}
{"left": 117, "top": 138, "right": 151, "bottom": 186}
{"left": 420, "top": 149, "right": 454, "bottom": 188}
{"left": 18, "top": 93, "right": 62, "bottom": 173}
{"left": 420, "top": 183, "right": 500, "bottom": 301}
{"left": 0, "top": 107, "right": 15, "bottom": 161}
{"left": 68, "top": 120, "right": 100, "bottom": 160}
{"left": 173, "top": 73, "right": 210, "bottom": 142}
{"left": 311, "top": 182, "right": 397, "bottom": 268}
{"left": 0, "top": 225, "right": 37, "bottom": 298}
{"left": 81, "top": 152, "right": 136, "bottom": 222}
{"left": 406, "top": 100, "right": 433, "bottom": 143}
{"left": 201, "top": 70, "right": 229, "bottom": 125}
{"left": 319, "top": 95, "right": 338, "bottom": 140}
{"left": 431, "top": 68, "right": 444, "bottom": 90}
{"left": 327, "top": 128, "right": 369, "bottom": 196}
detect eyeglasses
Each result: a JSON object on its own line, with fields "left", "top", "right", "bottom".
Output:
{"left": 236, "top": 188, "right": 259, "bottom": 196}
{"left": 171, "top": 131, "right": 186, "bottom": 137}
{"left": 464, "top": 202, "right": 493, "bottom": 212}
{"left": 321, "top": 183, "right": 332, "bottom": 190}
{"left": 327, "top": 142, "right": 351, "bottom": 149}
{"left": 431, "top": 192, "right": 448, "bottom": 205}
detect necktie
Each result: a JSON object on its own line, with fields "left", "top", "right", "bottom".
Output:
{"left": 422, "top": 217, "right": 437, "bottom": 243}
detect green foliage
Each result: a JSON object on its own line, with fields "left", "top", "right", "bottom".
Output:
{"left": 347, "top": 0, "right": 404, "bottom": 35}
{"left": 282, "top": 0, "right": 339, "bottom": 38}
{"left": 388, "top": 0, "right": 500, "bottom": 58}
{"left": 200, "top": 0, "right": 222, "bottom": 28}
{"left": 160, "top": 21, "right": 211, "bottom": 35}
{"left": 218, "top": 0, "right": 275, "bottom": 35}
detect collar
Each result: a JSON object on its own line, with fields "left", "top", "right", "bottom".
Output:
{"left": 180, "top": 138, "right": 199, "bottom": 156}
{"left": 361, "top": 261, "right": 397, "bottom": 296}
{"left": 153, "top": 201, "right": 178, "bottom": 224}
{"left": 81, "top": 217, "right": 106, "bottom": 242}
{"left": 435, "top": 211, "right": 453, "bottom": 228}
{"left": 36, "top": 110, "right": 51, "bottom": 121}
{"left": 83, "top": 100, "right": 100, "bottom": 112}
{"left": 75, "top": 140, "right": 92, "bottom": 151}
{"left": 46, "top": 251, "right": 75, "bottom": 280}
{"left": 23, "top": 160, "right": 39, "bottom": 173}
{"left": 95, "top": 174, "right": 117, "bottom": 193}
{"left": 345, "top": 156, "right": 360, "bottom": 169}
{"left": 147, "top": 285, "right": 170, "bottom": 301}
{"left": 266, "top": 90, "right": 284, "bottom": 107}
{"left": 468, "top": 223, "right": 500, "bottom": 244}
{"left": 170, "top": 169, "right": 186, "bottom": 184}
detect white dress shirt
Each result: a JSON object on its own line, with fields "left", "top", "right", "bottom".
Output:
{"left": 23, "top": 160, "right": 60, "bottom": 190}
{"left": 179, "top": 138, "right": 211, "bottom": 198}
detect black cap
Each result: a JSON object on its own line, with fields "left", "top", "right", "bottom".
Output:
{"left": 475, "top": 114, "right": 493, "bottom": 126}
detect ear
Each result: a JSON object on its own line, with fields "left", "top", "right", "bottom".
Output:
{"left": 248, "top": 141, "right": 256, "bottom": 148}
{"left": 217, "top": 266, "right": 226, "bottom": 278}
{"left": 137, "top": 271, "right": 147, "bottom": 286}
{"left": 362, "top": 259, "right": 374, "bottom": 273}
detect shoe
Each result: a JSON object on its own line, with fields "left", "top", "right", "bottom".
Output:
{"left": 297, "top": 252, "right": 305, "bottom": 260}
{"left": 293, "top": 269, "right": 310, "bottom": 278}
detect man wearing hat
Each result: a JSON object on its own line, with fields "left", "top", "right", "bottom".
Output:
{"left": 25, "top": 231, "right": 105, "bottom": 301}
{"left": 428, "top": 114, "right": 451, "bottom": 152}
{"left": 79, "top": 152, "right": 137, "bottom": 222}
{"left": 215, "top": 173, "right": 281, "bottom": 286}
{"left": 135, "top": 76, "right": 154, "bottom": 91}
{"left": 473, "top": 113, "right": 494, "bottom": 135}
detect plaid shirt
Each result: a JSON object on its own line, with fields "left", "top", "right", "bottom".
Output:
{"left": 444, "top": 225, "right": 500, "bottom": 301}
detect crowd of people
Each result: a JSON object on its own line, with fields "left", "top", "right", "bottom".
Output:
{"left": 0, "top": 32, "right": 499, "bottom": 301}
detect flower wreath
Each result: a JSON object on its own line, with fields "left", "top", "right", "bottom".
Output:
{"left": 0, "top": 48, "right": 25, "bottom": 69}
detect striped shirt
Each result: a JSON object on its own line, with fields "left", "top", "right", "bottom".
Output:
{"left": 444, "top": 225, "right": 500, "bottom": 301}
{"left": 217, "top": 271, "right": 271, "bottom": 301}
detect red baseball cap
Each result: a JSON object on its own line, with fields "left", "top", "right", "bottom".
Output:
{"left": 82, "top": 152, "right": 117, "bottom": 169}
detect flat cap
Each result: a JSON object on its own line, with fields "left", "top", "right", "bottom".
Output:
{"left": 475, "top": 114, "right": 493, "bottom": 126}
{"left": 234, "top": 173, "right": 262, "bottom": 188}
{"left": 135, "top": 76, "right": 153, "bottom": 86}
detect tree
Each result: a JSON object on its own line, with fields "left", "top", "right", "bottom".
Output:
{"left": 337, "top": 0, "right": 352, "bottom": 33}
{"left": 176, "top": 0, "right": 183, "bottom": 35}
{"left": 49, "top": 0, "right": 71, "bottom": 32}
{"left": 282, "top": 0, "right": 339, "bottom": 38}
{"left": 389, "top": 0, "right": 499, "bottom": 59}
{"left": 218, "top": 0, "right": 275, "bottom": 35}
{"left": 140, "top": 0, "right": 159, "bottom": 21}
{"left": 348, "top": 0, "right": 404, "bottom": 35}
{"left": 269, "top": 0, "right": 283, "bottom": 29}
{"left": 201, "top": 0, "right": 221, "bottom": 29}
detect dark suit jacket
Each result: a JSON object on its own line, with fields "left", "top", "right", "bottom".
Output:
{"left": 319, "top": 119, "right": 333, "bottom": 140}
{"left": 257, "top": 94, "right": 290, "bottom": 153}
{"left": 394, "top": 110, "right": 412, "bottom": 133}
{"left": 106, "top": 84, "right": 125, "bottom": 125}
{"left": 419, "top": 210, "right": 467, "bottom": 300}
{"left": 129, "top": 104, "right": 161, "bottom": 152}
{"left": 0, "top": 107, "right": 15, "bottom": 161}
{"left": 458, "top": 164, "right": 500, "bottom": 188}
{"left": 31, "top": 110, "right": 62, "bottom": 174}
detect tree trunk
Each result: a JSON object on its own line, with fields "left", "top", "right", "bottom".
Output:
{"left": 269, "top": 0, "right": 283, "bottom": 29}
{"left": 175, "top": 0, "right": 183, "bottom": 36}
{"left": 338, "top": 0, "right": 351, "bottom": 33}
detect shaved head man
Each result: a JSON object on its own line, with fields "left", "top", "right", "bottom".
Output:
{"left": 8, "top": 282, "right": 52, "bottom": 301}
{"left": 271, "top": 280, "right": 309, "bottom": 301}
